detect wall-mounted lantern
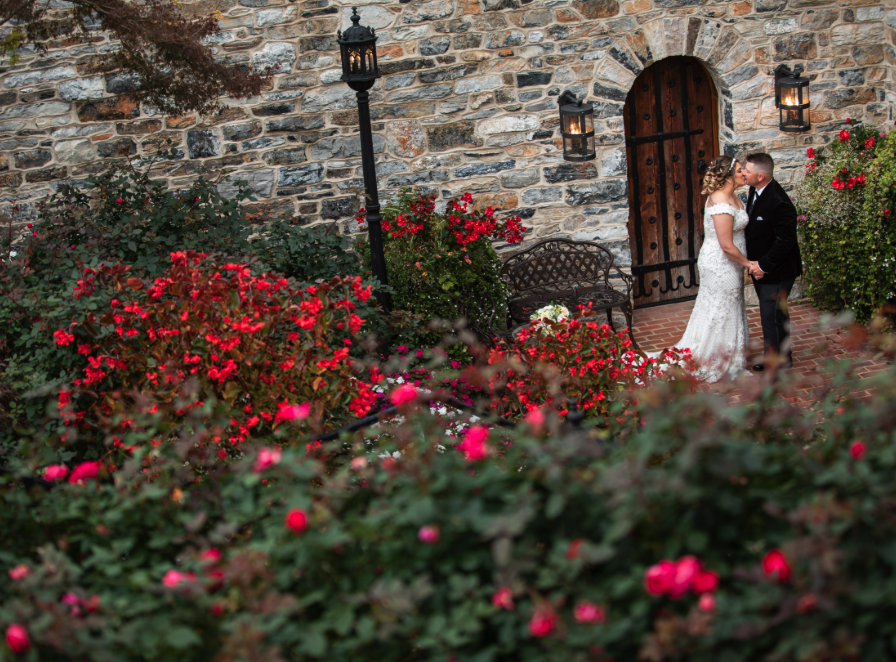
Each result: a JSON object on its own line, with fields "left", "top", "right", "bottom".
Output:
{"left": 558, "top": 90, "right": 596, "bottom": 162}
{"left": 775, "top": 64, "right": 811, "bottom": 133}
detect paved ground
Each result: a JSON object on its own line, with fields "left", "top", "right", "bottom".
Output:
{"left": 632, "top": 298, "right": 892, "bottom": 400}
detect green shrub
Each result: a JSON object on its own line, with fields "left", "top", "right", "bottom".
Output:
{"left": 252, "top": 217, "right": 360, "bottom": 285}
{"left": 357, "top": 190, "right": 525, "bottom": 345}
{"left": 796, "top": 124, "right": 896, "bottom": 321}
{"left": 3, "top": 357, "right": 896, "bottom": 661}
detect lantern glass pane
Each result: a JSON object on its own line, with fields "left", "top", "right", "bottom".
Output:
{"left": 564, "top": 134, "right": 584, "bottom": 155}
{"left": 781, "top": 106, "right": 801, "bottom": 128}
{"left": 584, "top": 113, "right": 594, "bottom": 133}
{"left": 586, "top": 134, "right": 595, "bottom": 154}
{"left": 563, "top": 113, "right": 584, "bottom": 135}
{"left": 780, "top": 86, "right": 800, "bottom": 107}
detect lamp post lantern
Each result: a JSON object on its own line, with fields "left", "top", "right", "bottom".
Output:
{"left": 558, "top": 90, "right": 596, "bottom": 162}
{"left": 774, "top": 64, "right": 811, "bottom": 133}
{"left": 338, "top": 8, "right": 391, "bottom": 312}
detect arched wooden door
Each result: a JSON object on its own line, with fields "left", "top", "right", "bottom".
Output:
{"left": 623, "top": 56, "right": 719, "bottom": 307}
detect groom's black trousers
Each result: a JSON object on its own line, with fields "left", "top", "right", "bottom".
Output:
{"left": 753, "top": 277, "right": 796, "bottom": 358}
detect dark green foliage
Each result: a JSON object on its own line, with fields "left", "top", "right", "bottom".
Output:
{"left": 253, "top": 218, "right": 360, "bottom": 285}
{"left": 3, "top": 361, "right": 896, "bottom": 660}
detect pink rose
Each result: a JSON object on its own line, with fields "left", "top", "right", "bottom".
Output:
{"left": 528, "top": 609, "right": 557, "bottom": 637}
{"left": 698, "top": 594, "right": 715, "bottom": 612}
{"left": 390, "top": 384, "right": 417, "bottom": 406}
{"left": 573, "top": 601, "right": 606, "bottom": 624}
{"left": 492, "top": 587, "right": 514, "bottom": 610}
{"left": 43, "top": 465, "right": 69, "bottom": 481}
{"left": 254, "top": 446, "right": 282, "bottom": 473}
{"left": 162, "top": 570, "right": 194, "bottom": 587}
{"left": 68, "top": 461, "right": 100, "bottom": 485}
{"left": 8, "top": 565, "right": 29, "bottom": 581}
{"left": 5, "top": 624, "right": 30, "bottom": 654}
{"left": 285, "top": 509, "right": 308, "bottom": 533}
{"left": 278, "top": 402, "right": 310, "bottom": 422}
{"left": 418, "top": 525, "right": 440, "bottom": 544}
{"left": 458, "top": 426, "right": 489, "bottom": 461}
{"left": 762, "top": 549, "right": 791, "bottom": 582}
{"left": 644, "top": 560, "right": 675, "bottom": 595}
{"left": 524, "top": 408, "right": 545, "bottom": 430}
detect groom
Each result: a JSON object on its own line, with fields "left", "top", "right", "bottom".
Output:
{"left": 741, "top": 153, "right": 803, "bottom": 372}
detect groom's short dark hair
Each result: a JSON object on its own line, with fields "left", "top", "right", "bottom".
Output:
{"left": 746, "top": 152, "right": 774, "bottom": 177}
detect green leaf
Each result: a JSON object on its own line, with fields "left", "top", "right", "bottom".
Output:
{"left": 165, "top": 626, "right": 201, "bottom": 649}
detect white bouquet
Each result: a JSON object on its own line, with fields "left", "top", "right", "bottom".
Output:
{"left": 530, "top": 303, "right": 570, "bottom": 326}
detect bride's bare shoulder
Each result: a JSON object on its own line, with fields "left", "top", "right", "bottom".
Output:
{"left": 707, "top": 195, "right": 735, "bottom": 210}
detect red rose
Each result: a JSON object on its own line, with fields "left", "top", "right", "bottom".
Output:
{"left": 199, "top": 549, "right": 221, "bottom": 563}
{"left": 692, "top": 569, "right": 719, "bottom": 594}
{"left": 285, "top": 509, "right": 308, "bottom": 533}
{"left": 644, "top": 560, "right": 675, "bottom": 595}
{"left": 68, "top": 461, "right": 100, "bottom": 485}
{"left": 528, "top": 609, "right": 557, "bottom": 637}
{"left": 418, "top": 525, "right": 440, "bottom": 544}
{"left": 850, "top": 440, "right": 866, "bottom": 459}
{"left": 761, "top": 549, "right": 791, "bottom": 582}
{"left": 5, "top": 624, "right": 30, "bottom": 654}
{"left": 669, "top": 556, "right": 701, "bottom": 598}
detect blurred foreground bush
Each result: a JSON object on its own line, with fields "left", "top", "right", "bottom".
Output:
{"left": 3, "top": 355, "right": 896, "bottom": 661}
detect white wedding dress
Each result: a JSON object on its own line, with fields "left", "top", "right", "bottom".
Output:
{"left": 656, "top": 201, "right": 750, "bottom": 383}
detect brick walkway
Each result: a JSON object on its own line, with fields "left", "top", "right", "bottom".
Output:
{"left": 633, "top": 299, "right": 892, "bottom": 400}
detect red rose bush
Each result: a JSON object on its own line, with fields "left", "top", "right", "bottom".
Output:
{"left": 54, "top": 251, "right": 380, "bottom": 460}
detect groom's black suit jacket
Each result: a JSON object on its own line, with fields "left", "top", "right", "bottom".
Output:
{"left": 745, "top": 179, "right": 802, "bottom": 285}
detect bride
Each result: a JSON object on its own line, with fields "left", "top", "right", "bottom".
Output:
{"left": 654, "top": 156, "right": 753, "bottom": 383}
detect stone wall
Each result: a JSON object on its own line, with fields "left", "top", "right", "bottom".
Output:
{"left": 0, "top": 0, "right": 894, "bottom": 269}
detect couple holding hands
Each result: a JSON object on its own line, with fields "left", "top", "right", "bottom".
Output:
{"left": 658, "top": 153, "right": 803, "bottom": 383}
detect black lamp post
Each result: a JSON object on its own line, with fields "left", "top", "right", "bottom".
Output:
{"left": 338, "top": 8, "right": 391, "bottom": 312}
{"left": 774, "top": 64, "right": 811, "bottom": 133}
{"left": 558, "top": 90, "right": 596, "bottom": 162}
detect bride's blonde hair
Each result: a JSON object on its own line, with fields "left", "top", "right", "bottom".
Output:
{"left": 701, "top": 156, "right": 737, "bottom": 195}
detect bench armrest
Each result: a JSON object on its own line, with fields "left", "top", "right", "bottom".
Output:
{"left": 610, "top": 265, "right": 633, "bottom": 302}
